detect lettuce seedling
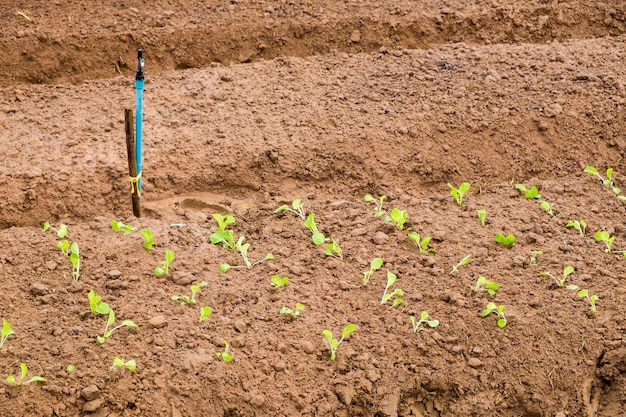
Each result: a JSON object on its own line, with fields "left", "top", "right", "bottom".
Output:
{"left": 70, "top": 242, "right": 80, "bottom": 281}
{"left": 539, "top": 201, "right": 554, "bottom": 216}
{"left": 1, "top": 319, "right": 14, "bottom": 349}
{"left": 481, "top": 302, "right": 507, "bottom": 328}
{"left": 322, "top": 324, "right": 357, "bottom": 361}
{"left": 57, "top": 239, "right": 70, "bottom": 256}
{"left": 270, "top": 275, "right": 289, "bottom": 289}
{"left": 274, "top": 198, "right": 306, "bottom": 220}
{"left": 529, "top": 250, "right": 543, "bottom": 266}
{"left": 111, "top": 220, "right": 136, "bottom": 235}
{"left": 199, "top": 306, "right": 213, "bottom": 323}
{"left": 6, "top": 363, "right": 46, "bottom": 386}
{"left": 66, "top": 364, "right": 75, "bottom": 373}
{"left": 595, "top": 230, "right": 617, "bottom": 253}
{"left": 155, "top": 250, "right": 175, "bottom": 276}
{"left": 304, "top": 213, "right": 327, "bottom": 246}
{"left": 362, "top": 257, "right": 383, "bottom": 285}
{"left": 541, "top": 266, "right": 574, "bottom": 288}
{"left": 219, "top": 236, "right": 274, "bottom": 272}
{"left": 110, "top": 357, "right": 136, "bottom": 372}
{"left": 407, "top": 232, "right": 435, "bottom": 253}
{"left": 381, "top": 271, "right": 404, "bottom": 306}
{"left": 450, "top": 254, "right": 471, "bottom": 274}
{"left": 88, "top": 290, "right": 110, "bottom": 315}
{"left": 43, "top": 221, "right": 68, "bottom": 239}
{"left": 210, "top": 214, "right": 236, "bottom": 251}
{"left": 584, "top": 166, "right": 614, "bottom": 187}
{"left": 477, "top": 209, "right": 487, "bottom": 226}
{"left": 141, "top": 229, "right": 154, "bottom": 249}
{"left": 494, "top": 233, "right": 515, "bottom": 247}
{"left": 280, "top": 303, "right": 305, "bottom": 318}
{"left": 566, "top": 219, "right": 587, "bottom": 236}
{"left": 410, "top": 311, "right": 439, "bottom": 332}
{"left": 97, "top": 308, "right": 137, "bottom": 344}
{"left": 515, "top": 184, "right": 541, "bottom": 199}
{"left": 447, "top": 182, "right": 471, "bottom": 206}
{"left": 472, "top": 277, "right": 500, "bottom": 296}
{"left": 216, "top": 339, "right": 233, "bottom": 362}
{"left": 324, "top": 238, "right": 343, "bottom": 260}
{"left": 172, "top": 281, "right": 208, "bottom": 305}
{"left": 384, "top": 207, "right": 408, "bottom": 230}
{"left": 364, "top": 194, "right": 386, "bottom": 217}
{"left": 577, "top": 289, "right": 599, "bottom": 313}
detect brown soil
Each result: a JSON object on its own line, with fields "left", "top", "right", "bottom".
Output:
{"left": 2, "top": 1, "right": 626, "bottom": 416}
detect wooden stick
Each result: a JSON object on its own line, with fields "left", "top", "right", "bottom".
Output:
{"left": 125, "top": 108, "right": 141, "bottom": 217}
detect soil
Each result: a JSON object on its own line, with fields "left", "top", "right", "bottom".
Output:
{"left": 2, "top": 1, "right": 626, "bottom": 416}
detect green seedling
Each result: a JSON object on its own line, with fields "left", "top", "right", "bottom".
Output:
{"left": 209, "top": 214, "right": 236, "bottom": 251}
{"left": 381, "top": 271, "right": 404, "bottom": 306}
{"left": 322, "top": 324, "right": 357, "bottom": 361}
{"left": 477, "top": 209, "right": 487, "bottom": 226}
{"left": 384, "top": 207, "right": 408, "bottom": 230}
{"left": 199, "top": 306, "right": 213, "bottom": 323}
{"left": 274, "top": 198, "right": 306, "bottom": 220}
{"left": 216, "top": 340, "right": 233, "bottom": 362}
{"left": 219, "top": 236, "right": 274, "bottom": 272}
{"left": 270, "top": 275, "right": 289, "bottom": 289}
{"left": 407, "top": 232, "right": 435, "bottom": 253}
{"left": 43, "top": 222, "right": 68, "bottom": 239}
{"left": 172, "top": 281, "right": 208, "bottom": 305}
{"left": 362, "top": 257, "right": 383, "bottom": 285}
{"left": 529, "top": 250, "right": 543, "bottom": 266}
{"left": 481, "top": 302, "right": 507, "bottom": 328}
{"left": 595, "top": 231, "right": 615, "bottom": 253}
{"left": 515, "top": 184, "right": 541, "bottom": 199}
{"left": 70, "top": 242, "right": 80, "bottom": 281}
{"left": 304, "top": 213, "right": 327, "bottom": 246}
{"left": 410, "top": 311, "right": 439, "bottom": 332}
{"left": 473, "top": 277, "right": 500, "bottom": 296}
{"left": 57, "top": 239, "right": 70, "bottom": 256}
{"left": 110, "top": 357, "right": 136, "bottom": 372}
{"left": 324, "top": 238, "right": 343, "bottom": 260}
{"left": 539, "top": 201, "right": 554, "bottom": 216}
{"left": 584, "top": 166, "right": 614, "bottom": 187}
{"left": 447, "top": 182, "right": 471, "bottom": 206}
{"left": 566, "top": 220, "right": 587, "bottom": 236}
{"left": 111, "top": 220, "right": 136, "bottom": 235}
{"left": 450, "top": 254, "right": 471, "bottom": 274}
{"left": 66, "top": 364, "right": 75, "bottom": 373}
{"left": 6, "top": 363, "right": 46, "bottom": 386}
{"left": 541, "top": 266, "right": 575, "bottom": 287}
{"left": 364, "top": 194, "right": 386, "bottom": 217}
{"left": 96, "top": 308, "right": 137, "bottom": 344}
{"left": 280, "top": 303, "right": 305, "bottom": 318}
{"left": 88, "top": 290, "right": 110, "bottom": 315}
{"left": 1, "top": 319, "right": 14, "bottom": 349}
{"left": 577, "top": 289, "right": 599, "bottom": 313}
{"left": 494, "top": 233, "right": 515, "bottom": 247}
{"left": 155, "top": 250, "right": 175, "bottom": 276}
{"left": 141, "top": 229, "right": 154, "bottom": 249}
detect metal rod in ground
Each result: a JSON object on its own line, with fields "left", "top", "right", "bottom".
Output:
{"left": 125, "top": 108, "right": 141, "bottom": 217}
{"left": 135, "top": 49, "right": 145, "bottom": 197}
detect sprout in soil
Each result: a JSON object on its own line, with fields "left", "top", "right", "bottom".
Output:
{"left": 447, "top": 182, "right": 471, "bottom": 206}
{"left": 515, "top": 184, "right": 541, "bottom": 199}
{"left": 172, "top": 281, "right": 208, "bottom": 306}
{"left": 111, "top": 220, "right": 136, "bottom": 235}
{"left": 566, "top": 219, "right": 587, "bottom": 237}
{"left": 541, "top": 266, "right": 575, "bottom": 288}
{"left": 577, "top": 289, "right": 599, "bottom": 313}
{"left": 450, "top": 254, "right": 471, "bottom": 274}
{"left": 381, "top": 270, "right": 404, "bottom": 306}
{"left": 141, "top": 228, "right": 154, "bottom": 249}
{"left": 410, "top": 311, "right": 439, "bottom": 333}
{"left": 6, "top": 363, "right": 46, "bottom": 386}
{"left": 1, "top": 319, "right": 15, "bottom": 349}
{"left": 209, "top": 213, "right": 236, "bottom": 251}
{"left": 270, "top": 275, "right": 289, "bottom": 290}
{"left": 280, "top": 303, "right": 305, "bottom": 318}
{"left": 322, "top": 324, "right": 357, "bottom": 361}
{"left": 364, "top": 194, "right": 386, "bottom": 217}
{"left": 472, "top": 277, "right": 500, "bottom": 296}
{"left": 407, "top": 232, "right": 435, "bottom": 253}
{"left": 219, "top": 236, "right": 274, "bottom": 272}
{"left": 384, "top": 207, "right": 408, "bottom": 230}
{"left": 476, "top": 209, "right": 487, "bottom": 226}
{"left": 110, "top": 357, "right": 136, "bottom": 372}
{"left": 274, "top": 198, "right": 306, "bottom": 220}
{"left": 216, "top": 340, "right": 233, "bottom": 362}
{"left": 304, "top": 213, "right": 327, "bottom": 246}
{"left": 155, "top": 250, "right": 175, "bottom": 276}
{"left": 494, "top": 233, "right": 515, "bottom": 247}
{"left": 97, "top": 308, "right": 138, "bottom": 344}
{"left": 362, "top": 257, "right": 383, "bottom": 285}
{"left": 199, "top": 306, "right": 213, "bottom": 323}
{"left": 481, "top": 302, "right": 507, "bottom": 328}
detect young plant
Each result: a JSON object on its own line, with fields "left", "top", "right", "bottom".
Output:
{"left": 447, "top": 182, "right": 471, "bottom": 206}
{"left": 66, "top": 364, "right": 75, "bottom": 373}
{"left": 584, "top": 166, "right": 614, "bottom": 187}
{"left": 111, "top": 220, "right": 136, "bottom": 235}
{"left": 57, "top": 239, "right": 70, "bottom": 256}
{"left": 515, "top": 184, "right": 541, "bottom": 199}
{"left": 384, "top": 207, "right": 408, "bottom": 230}
{"left": 274, "top": 198, "right": 306, "bottom": 220}
{"left": 450, "top": 254, "right": 471, "bottom": 274}
{"left": 494, "top": 233, "right": 515, "bottom": 247}
{"left": 219, "top": 236, "right": 274, "bottom": 272}
{"left": 472, "top": 277, "right": 500, "bottom": 296}
{"left": 155, "top": 250, "right": 175, "bottom": 276}
{"left": 97, "top": 308, "right": 137, "bottom": 344}
{"left": 381, "top": 271, "right": 404, "bottom": 306}
{"left": 70, "top": 242, "right": 80, "bottom": 281}
{"left": 88, "top": 290, "right": 110, "bottom": 315}
{"left": 324, "top": 238, "right": 343, "bottom": 260}
{"left": 476, "top": 209, "right": 487, "bottom": 226}
{"left": 364, "top": 194, "right": 386, "bottom": 217}
{"left": 1, "top": 319, "right": 14, "bottom": 349}
{"left": 304, "top": 214, "right": 327, "bottom": 246}
{"left": 407, "top": 232, "right": 435, "bottom": 253}
{"left": 270, "top": 275, "right": 289, "bottom": 289}
{"left": 595, "top": 231, "right": 615, "bottom": 253}
{"left": 481, "top": 302, "right": 507, "bottom": 328}
{"left": 6, "top": 363, "right": 46, "bottom": 386}
{"left": 209, "top": 213, "right": 236, "bottom": 251}
{"left": 141, "top": 229, "right": 154, "bottom": 249}
{"left": 541, "top": 266, "right": 575, "bottom": 288}
{"left": 566, "top": 219, "right": 587, "bottom": 236}
{"left": 199, "top": 306, "right": 213, "bottom": 323}
{"left": 110, "top": 357, "right": 136, "bottom": 372}
{"left": 362, "top": 257, "right": 383, "bottom": 285}
{"left": 539, "top": 201, "right": 554, "bottom": 216}
{"left": 322, "top": 324, "right": 357, "bottom": 361}
{"left": 216, "top": 340, "right": 233, "bottom": 362}
{"left": 529, "top": 250, "right": 543, "bottom": 266}
{"left": 280, "top": 303, "right": 305, "bottom": 318}
{"left": 43, "top": 222, "right": 68, "bottom": 239}
{"left": 577, "top": 289, "right": 599, "bottom": 313}
{"left": 171, "top": 281, "right": 208, "bottom": 305}
{"left": 410, "top": 311, "right": 439, "bottom": 332}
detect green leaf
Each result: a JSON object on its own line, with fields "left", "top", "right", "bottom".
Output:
{"left": 1, "top": 319, "right": 14, "bottom": 339}
{"left": 304, "top": 214, "right": 318, "bottom": 233}
{"left": 577, "top": 289, "right": 589, "bottom": 298}
{"left": 322, "top": 330, "right": 333, "bottom": 343}
{"left": 219, "top": 264, "right": 231, "bottom": 273}
{"left": 312, "top": 231, "right": 327, "bottom": 246}
{"left": 364, "top": 194, "right": 374, "bottom": 202}
{"left": 200, "top": 306, "right": 213, "bottom": 322}
{"left": 165, "top": 250, "right": 175, "bottom": 264}
{"left": 107, "top": 309, "right": 116, "bottom": 326}
{"left": 42, "top": 221, "right": 50, "bottom": 232}
{"left": 427, "top": 320, "right": 440, "bottom": 328}
{"left": 341, "top": 324, "right": 357, "bottom": 338}
{"left": 154, "top": 267, "right": 165, "bottom": 276}
{"left": 121, "top": 320, "right": 137, "bottom": 328}
{"left": 274, "top": 204, "right": 289, "bottom": 213}
{"left": 563, "top": 266, "right": 574, "bottom": 277}
{"left": 124, "top": 360, "right": 137, "bottom": 371}
{"left": 497, "top": 318, "right": 507, "bottom": 328}
{"left": 6, "top": 375, "right": 16, "bottom": 385}
{"left": 141, "top": 229, "right": 154, "bottom": 249}
{"left": 66, "top": 364, "right": 75, "bottom": 373}
{"left": 20, "top": 363, "right": 28, "bottom": 379}
{"left": 370, "top": 257, "right": 383, "bottom": 270}
{"left": 584, "top": 166, "right": 600, "bottom": 176}
{"left": 459, "top": 182, "right": 471, "bottom": 194}
{"left": 271, "top": 275, "right": 289, "bottom": 288}
{"left": 420, "top": 311, "right": 430, "bottom": 321}
{"left": 57, "top": 224, "right": 68, "bottom": 239}
{"left": 386, "top": 270, "right": 397, "bottom": 286}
